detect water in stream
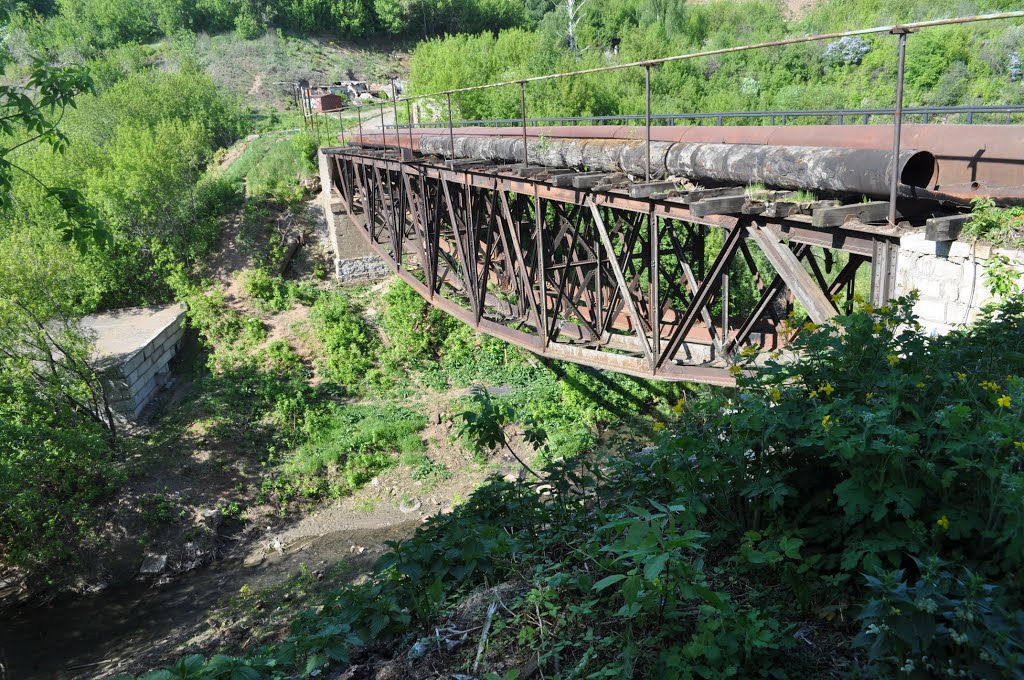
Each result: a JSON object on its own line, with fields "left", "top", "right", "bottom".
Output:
{"left": 0, "top": 523, "right": 418, "bottom": 679}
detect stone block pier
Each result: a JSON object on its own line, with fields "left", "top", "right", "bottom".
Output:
{"left": 82, "top": 302, "right": 187, "bottom": 420}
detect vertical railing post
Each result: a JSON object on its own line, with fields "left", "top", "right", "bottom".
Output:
{"left": 520, "top": 81, "right": 529, "bottom": 168}
{"left": 406, "top": 99, "right": 414, "bottom": 151}
{"left": 645, "top": 63, "right": 652, "bottom": 182}
{"left": 379, "top": 102, "right": 387, "bottom": 151}
{"left": 390, "top": 77, "right": 402, "bottom": 154}
{"left": 888, "top": 27, "right": 909, "bottom": 229}
{"left": 649, "top": 209, "right": 659, "bottom": 371}
{"left": 446, "top": 92, "right": 455, "bottom": 164}
{"left": 356, "top": 104, "right": 363, "bottom": 146}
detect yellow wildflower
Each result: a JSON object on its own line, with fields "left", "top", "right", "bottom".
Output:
{"left": 1014, "top": 441, "right": 1024, "bottom": 450}
{"left": 879, "top": 305, "right": 891, "bottom": 315}
{"left": 980, "top": 380, "right": 1000, "bottom": 392}
{"left": 887, "top": 354, "right": 899, "bottom": 366}
{"left": 770, "top": 388, "right": 781, "bottom": 402}
{"left": 873, "top": 323, "right": 882, "bottom": 333}
{"left": 653, "top": 421, "right": 666, "bottom": 433}
{"left": 809, "top": 390, "right": 818, "bottom": 399}
{"left": 916, "top": 383, "right": 926, "bottom": 389}
{"left": 891, "top": 607, "right": 902, "bottom": 615}
{"left": 803, "top": 321, "right": 818, "bottom": 332}
{"left": 673, "top": 399, "right": 684, "bottom": 416}
{"left": 956, "top": 372, "right": 967, "bottom": 381}
{"left": 853, "top": 293, "right": 864, "bottom": 303}
{"left": 997, "top": 395, "right": 1012, "bottom": 408}
{"left": 863, "top": 303, "right": 875, "bottom": 315}
{"left": 936, "top": 515, "right": 950, "bottom": 530}
{"left": 821, "top": 414, "right": 832, "bottom": 429}
{"left": 728, "top": 365, "right": 743, "bottom": 377}
{"left": 820, "top": 383, "right": 835, "bottom": 397}
{"left": 866, "top": 392, "right": 874, "bottom": 401}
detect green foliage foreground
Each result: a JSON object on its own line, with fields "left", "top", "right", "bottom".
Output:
{"left": 128, "top": 296, "right": 1024, "bottom": 678}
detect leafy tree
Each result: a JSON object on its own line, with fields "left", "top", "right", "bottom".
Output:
{"left": 0, "top": 228, "right": 114, "bottom": 434}
{"left": 85, "top": 118, "right": 210, "bottom": 252}
{"left": 331, "top": 0, "right": 374, "bottom": 37}
{"left": 0, "top": 59, "right": 107, "bottom": 248}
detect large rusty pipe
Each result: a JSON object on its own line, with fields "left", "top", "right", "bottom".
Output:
{"left": 350, "top": 124, "right": 1022, "bottom": 201}
{"left": 418, "top": 134, "right": 936, "bottom": 197}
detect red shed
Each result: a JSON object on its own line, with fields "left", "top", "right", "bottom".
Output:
{"left": 309, "top": 92, "right": 343, "bottom": 112}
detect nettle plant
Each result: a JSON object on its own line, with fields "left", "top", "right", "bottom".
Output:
{"left": 855, "top": 556, "right": 1024, "bottom": 678}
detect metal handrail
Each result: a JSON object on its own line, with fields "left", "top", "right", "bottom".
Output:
{"left": 384, "top": 105, "right": 1024, "bottom": 129}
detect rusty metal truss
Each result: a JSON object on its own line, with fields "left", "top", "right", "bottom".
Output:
{"left": 326, "top": 148, "right": 897, "bottom": 385}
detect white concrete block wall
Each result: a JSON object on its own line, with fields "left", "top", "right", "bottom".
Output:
{"left": 895, "top": 232, "right": 1024, "bottom": 336}
{"left": 102, "top": 310, "right": 185, "bottom": 420}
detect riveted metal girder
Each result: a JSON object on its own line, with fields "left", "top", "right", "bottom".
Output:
{"left": 326, "top": 150, "right": 894, "bottom": 384}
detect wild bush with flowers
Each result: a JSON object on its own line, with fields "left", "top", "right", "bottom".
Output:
{"left": 664, "top": 293, "right": 1024, "bottom": 676}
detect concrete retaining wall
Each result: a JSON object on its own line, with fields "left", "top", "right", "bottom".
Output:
{"left": 84, "top": 303, "right": 187, "bottom": 420}
{"left": 895, "top": 232, "right": 1024, "bottom": 336}
{"left": 318, "top": 150, "right": 390, "bottom": 284}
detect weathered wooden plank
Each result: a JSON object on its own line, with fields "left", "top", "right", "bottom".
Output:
{"left": 513, "top": 165, "right": 557, "bottom": 177}
{"left": 925, "top": 214, "right": 970, "bottom": 242}
{"left": 691, "top": 195, "right": 748, "bottom": 217}
{"left": 684, "top": 186, "right": 745, "bottom": 203}
{"left": 573, "top": 172, "right": 626, "bottom": 189}
{"left": 764, "top": 201, "right": 799, "bottom": 218}
{"left": 551, "top": 171, "right": 606, "bottom": 187}
{"left": 446, "top": 159, "right": 498, "bottom": 170}
{"left": 811, "top": 201, "right": 891, "bottom": 227}
{"left": 628, "top": 181, "right": 680, "bottom": 199}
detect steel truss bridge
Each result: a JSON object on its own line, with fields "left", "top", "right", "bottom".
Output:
{"left": 318, "top": 12, "right": 1024, "bottom": 386}
{"left": 326, "top": 142, "right": 913, "bottom": 386}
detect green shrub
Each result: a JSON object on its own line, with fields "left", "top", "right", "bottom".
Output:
{"left": 964, "top": 197, "right": 1024, "bottom": 248}
{"left": 684, "top": 295, "right": 1024, "bottom": 587}
{"left": 380, "top": 280, "right": 458, "bottom": 367}
{"left": 310, "top": 292, "right": 381, "bottom": 388}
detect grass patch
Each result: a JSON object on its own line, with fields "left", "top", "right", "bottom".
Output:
{"left": 401, "top": 451, "right": 451, "bottom": 487}
{"left": 219, "top": 133, "right": 318, "bottom": 202}
{"left": 287, "top": 404, "right": 428, "bottom": 486}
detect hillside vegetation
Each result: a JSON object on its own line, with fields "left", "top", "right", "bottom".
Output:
{"left": 1, "top": 0, "right": 1023, "bottom": 678}
{"left": 409, "top": 0, "right": 1024, "bottom": 120}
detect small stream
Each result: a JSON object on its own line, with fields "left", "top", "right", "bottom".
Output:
{"left": 0, "top": 523, "right": 418, "bottom": 680}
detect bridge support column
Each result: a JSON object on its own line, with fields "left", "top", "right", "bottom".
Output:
{"left": 894, "top": 231, "right": 1024, "bottom": 335}
{"left": 317, "top": 150, "right": 389, "bottom": 284}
